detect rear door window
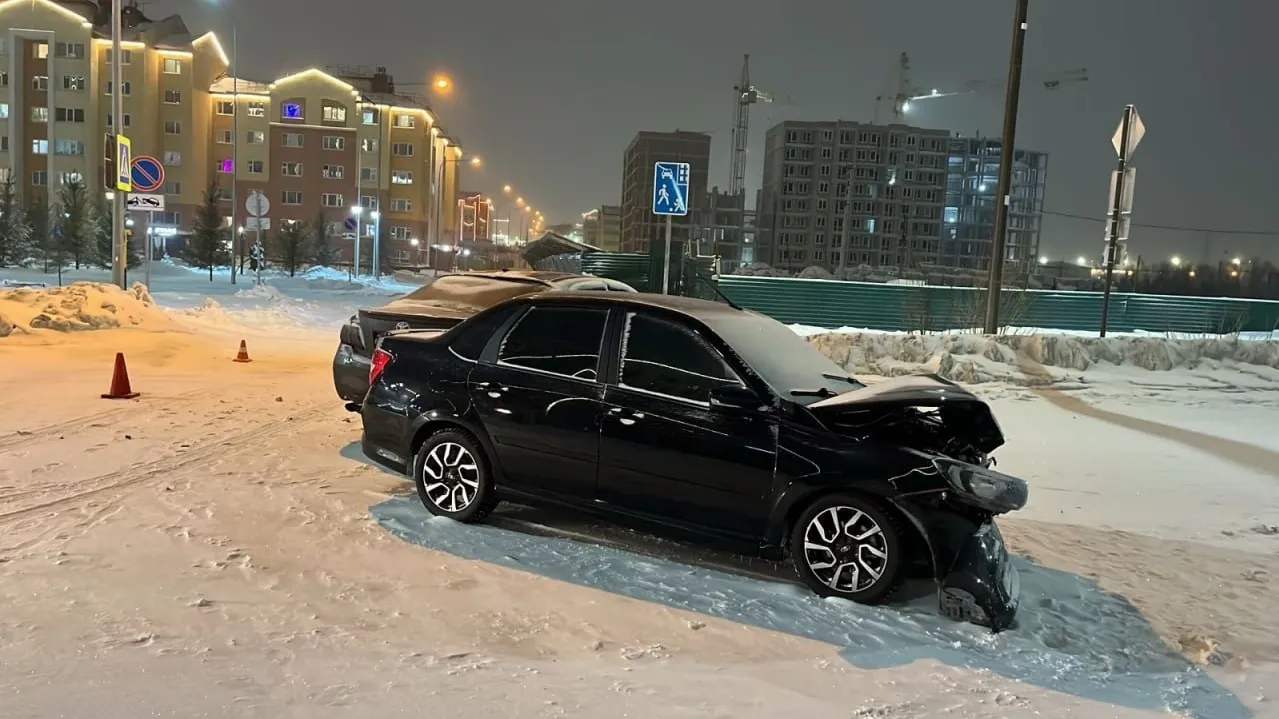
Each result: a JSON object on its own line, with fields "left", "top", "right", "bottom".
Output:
{"left": 497, "top": 306, "right": 609, "bottom": 381}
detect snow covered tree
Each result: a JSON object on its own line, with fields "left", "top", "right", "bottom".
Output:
{"left": 272, "top": 219, "right": 309, "bottom": 277}
{"left": 310, "top": 210, "right": 336, "bottom": 267}
{"left": 57, "top": 177, "right": 94, "bottom": 270}
{"left": 0, "top": 174, "right": 32, "bottom": 267}
{"left": 185, "top": 180, "right": 230, "bottom": 281}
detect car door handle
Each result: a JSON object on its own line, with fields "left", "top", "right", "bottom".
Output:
{"left": 476, "top": 381, "right": 507, "bottom": 397}
{"left": 608, "top": 407, "right": 644, "bottom": 422}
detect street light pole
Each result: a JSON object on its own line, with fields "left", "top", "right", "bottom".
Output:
{"left": 109, "top": 0, "right": 125, "bottom": 287}
{"left": 230, "top": 21, "right": 238, "bottom": 284}
{"left": 982, "top": 0, "right": 1029, "bottom": 334}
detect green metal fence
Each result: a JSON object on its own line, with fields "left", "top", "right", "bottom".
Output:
{"left": 715, "top": 276, "right": 1279, "bottom": 335}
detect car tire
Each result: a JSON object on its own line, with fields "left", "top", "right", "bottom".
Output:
{"left": 413, "top": 428, "right": 499, "bottom": 522}
{"left": 789, "top": 493, "right": 905, "bottom": 605}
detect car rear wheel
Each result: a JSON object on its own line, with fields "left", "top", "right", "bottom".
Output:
{"left": 789, "top": 493, "right": 904, "bottom": 605}
{"left": 413, "top": 429, "right": 499, "bottom": 522}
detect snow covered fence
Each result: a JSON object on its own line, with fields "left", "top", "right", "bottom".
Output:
{"left": 720, "top": 275, "right": 1279, "bottom": 336}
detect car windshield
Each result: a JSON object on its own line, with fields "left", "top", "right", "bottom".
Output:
{"left": 400, "top": 274, "right": 547, "bottom": 308}
{"left": 704, "top": 310, "right": 862, "bottom": 403}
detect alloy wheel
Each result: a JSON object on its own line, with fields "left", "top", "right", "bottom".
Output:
{"left": 802, "top": 506, "right": 889, "bottom": 594}
{"left": 421, "top": 442, "right": 481, "bottom": 513}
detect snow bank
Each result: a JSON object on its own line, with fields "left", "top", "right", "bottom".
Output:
{"left": 0, "top": 281, "right": 172, "bottom": 337}
{"left": 807, "top": 330, "right": 1279, "bottom": 384}
{"left": 170, "top": 295, "right": 352, "bottom": 336}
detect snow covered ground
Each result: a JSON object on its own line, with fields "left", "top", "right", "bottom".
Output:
{"left": 1, "top": 264, "right": 1277, "bottom": 718}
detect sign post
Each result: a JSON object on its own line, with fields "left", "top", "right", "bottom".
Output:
{"left": 651, "top": 161, "right": 690, "bottom": 294}
{"left": 111, "top": 134, "right": 132, "bottom": 287}
{"left": 1099, "top": 104, "right": 1145, "bottom": 337}
{"left": 245, "top": 190, "right": 269, "bottom": 274}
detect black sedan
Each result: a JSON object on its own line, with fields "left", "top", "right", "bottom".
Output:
{"left": 359, "top": 292, "right": 1028, "bottom": 630}
{"left": 332, "top": 270, "right": 635, "bottom": 408}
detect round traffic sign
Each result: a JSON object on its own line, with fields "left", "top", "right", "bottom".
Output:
{"left": 131, "top": 156, "right": 164, "bottom": 192}
{"left": 343, "top": 216, "right": 357, "bottom": 231}
{"left": 245, "top": 190, "right": 270, "bottom": 217}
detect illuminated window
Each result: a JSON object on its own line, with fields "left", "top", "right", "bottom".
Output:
{"left": 281, "top": 102, "right": 303, "bottom": 120}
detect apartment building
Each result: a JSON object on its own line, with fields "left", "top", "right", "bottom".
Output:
{"left": 757, "top": 120, "right": 950, "bottom": 274}
{"left": 942, "top": 136, "right": 1047, "bottom": 275}
{"left": 618, "top": 130, "right": 710, "bottom": 253}
{"left": 210, "top": 66, "right": 460, "bottom": 264}
{"left": 690, "top": 188, "right": 753, "bottom": 268}
{"left": 0, "top": 0, "right": 463, "bottom": 265}
{"left": 0, "top": 0, "right": 222, "bottom": 215}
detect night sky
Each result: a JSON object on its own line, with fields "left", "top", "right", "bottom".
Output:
{"left": 175, "top": 0, "right": 1279, "bottom": 263}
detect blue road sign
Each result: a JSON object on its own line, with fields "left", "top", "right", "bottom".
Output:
{"left": 344, "top": 216, "right": 358, "bottom": 231}
{"left": 130, "top": 155, "right": 164, "bottom": 193}
{"left": 652, "top": 161, "right": 690, "bottom": 216}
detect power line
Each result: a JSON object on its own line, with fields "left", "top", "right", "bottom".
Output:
{"left": 1042, "top": 208, "right": 1278, "bottom": 237}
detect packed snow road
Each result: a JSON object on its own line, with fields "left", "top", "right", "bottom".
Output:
{"left": 0, "top": 270, "right": 1277, "bottom": 717}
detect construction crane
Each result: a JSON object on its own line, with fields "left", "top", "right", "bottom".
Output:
{"left": 729, "top": 54, "right": 774, "bottom": 197}
{"left": 875, "top": 52, "right": 1087, "bottom": 123}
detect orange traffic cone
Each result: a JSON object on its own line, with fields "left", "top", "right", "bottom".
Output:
{"left": 232, "top": 339, "right": 252, "bottom": 363}
{"left": 101, "top": 352, "right": 140, "bottom": 399}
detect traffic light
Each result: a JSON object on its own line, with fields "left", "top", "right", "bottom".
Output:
{"left": 103, "top": 133, "right": 115, "bottom": 188}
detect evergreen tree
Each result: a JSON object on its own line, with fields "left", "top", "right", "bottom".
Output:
{"left": 185, "top": 180, "right": 230, "bottom": 281}
{"left": 57, "top": 178, "right": 94, "bottom": 270}
{"left": 28, "top": 196, "right": 54, "bottom": 275}
{"left": 0, "top": 174, "right": 32, "bottom": 267}
{"left": 272, "top": 219, "right": 309, "bottom": 277}
{"left": 310, "top": 210, "right": 336, "bottom": 267}
{"left": 93, "top": 192, "right": 114, "bottom": 269}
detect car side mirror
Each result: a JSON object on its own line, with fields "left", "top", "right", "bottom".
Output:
{"left": 708, "top": 384, "right": 765, "bottom": 412}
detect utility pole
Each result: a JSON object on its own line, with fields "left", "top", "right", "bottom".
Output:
{"left": 109, "top": 0, "right": 126, "bottom": 287}
{"left": 1098, "top": 104, "right": 1144, "bottom": 337}
{"left": 982, "top": 0, "right": 1029, "bottom": 334}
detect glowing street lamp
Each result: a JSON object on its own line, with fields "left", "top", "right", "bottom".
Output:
{"left": 1170, "top": 256, "right": 1182, "bottom": 267}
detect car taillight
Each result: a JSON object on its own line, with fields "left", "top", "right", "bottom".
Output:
{"left": 369, "top": 347, "right": 393, "bottom": 385}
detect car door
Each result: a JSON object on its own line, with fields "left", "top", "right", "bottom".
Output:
{"left": 596, "top": 310, "right": 778, "bottom": 539}
{"left": 468, "top": 304, "right": 609, "bottom": 501}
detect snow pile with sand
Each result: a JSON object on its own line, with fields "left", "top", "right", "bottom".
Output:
{"left": 806, "top": 330, "right": 1279, "bottom": 384}
{"left": 0, "top": 281, "right": 173, "bottom": 337}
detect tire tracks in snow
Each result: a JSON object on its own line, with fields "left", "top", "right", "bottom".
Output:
{"left": 0, "top": 388, "right": 215, "bottom": 453}
{"left": 1015, "top": 356, "right": 1279, "bottom": 478}
{"left": 0, "top": 401, "right": 332, "bottom": 524}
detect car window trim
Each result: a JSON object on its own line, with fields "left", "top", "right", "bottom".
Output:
{"left": 488, "top": 303, "right": 609, "bottom": 385}
{"left": 613, "top": 310, "right": 747, "bottom": 407}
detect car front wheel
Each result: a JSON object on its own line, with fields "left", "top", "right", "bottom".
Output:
{"left": 413, "top": 429, "right": 499, "bottom": 522}
{"left": 789, "top": 493, "right": 905, "bottom": 605}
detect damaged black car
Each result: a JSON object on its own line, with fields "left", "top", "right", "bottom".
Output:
{"left": 359, "top": 291, "right": 1028, "bottom": 630}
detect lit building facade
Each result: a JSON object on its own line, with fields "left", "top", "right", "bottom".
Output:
{"left": 0, "top": 0, "right": 464, "bottom": 266}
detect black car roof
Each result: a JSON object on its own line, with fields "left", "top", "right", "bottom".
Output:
{"left": 449, "top": 270, "right": 625, "bottom": 286}
{"left": 522, "top": 290, "right": 745, "bottom": 319}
